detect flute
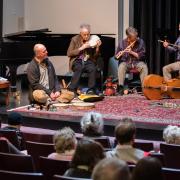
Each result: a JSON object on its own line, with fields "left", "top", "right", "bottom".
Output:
{"left": 115, "top": 40, "right": 137, "bottom": 59}
{"left": 158, "top": 40, "right": 180, "bottom": 48}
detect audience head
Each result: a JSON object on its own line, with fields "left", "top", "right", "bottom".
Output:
{"left": 81, "top": 112, "right": 104, "bottom": 137}
{"left": 53, "top": 127, "right": 77, "bottom": 154}
{"left": 92, "top": 158, "right": 130, "bottom": 180}
{"left": 126, "top": 27, "right": 138, "bottom": 41}
{"left": 33, "top": 43, "right": 48, "bottom": 61}
{"left": 132, "top": 157, "right": 163, "bottom": 180}
{"left": 7, "top": 112, "right": 23, "bottom": 129}
{"left": 71, "top": 138, "right": 105, "bottom": 171}
{"left": 80, "top": 23, "right": 91, "bottom": 41}
{"left": 115, "top": 118, "right": 136, "bottom": 145}
{"left": 163, "top": 125, "right": 180, "bottom": 145}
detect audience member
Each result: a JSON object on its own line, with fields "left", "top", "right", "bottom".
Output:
{"left": 132, "top": 157, "right": 163, "bottom": 180}
{"left": 163, "top": 125, "right": 180, "bottom": 145}
{"left": 0, "top": 137, "right": 22, "bottom": 154}
{"left": 107, "top": 118, "right": 148, "bottom": 164}
{"left": 92, "top": 157, "right": 130, "bottom": 180}
{"left": 64, "top": 138, "right": 105, "bottom": 178}
{"left": 81, "top": 112, "right": 104, "bottom": 137}
{"left": 2, "top": 112, "right": 23, "bottom": 149}
{"left": 48, "top": 127, "right": 77, "bottom": 161}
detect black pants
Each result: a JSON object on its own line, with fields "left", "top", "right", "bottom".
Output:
{"left": 69, "top": 59, "right": 96, "bottom": 90}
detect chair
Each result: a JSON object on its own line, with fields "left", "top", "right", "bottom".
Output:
{"left": 149, "top": 152, "right": 166, "bottom": 167}
{"left": 22, "top": 132, "right": 53, "bottom": 143}
{"left": 39, "top": 156, "right": 70, "bottom": 179}
{"left": 0, "top": 152, "right": 35, "bottom": 172}
{"left": 133, "top": 141, "right": 154, "bottom": 152}
{"left": 92, "top": 137, "right": 112, "bottom": 149}
{"left": 162, "top": 167, "right": 180, "bottom": 180}
{"left": 26, "top": 141, "right": 54, "bottom": 170}
{"left": 0, "top": 129, "right": 20, "bottom": 149}
{"left": 0, "top": 139, "right": 10, "bottom": 153}
{"left": 53, "top": 175, "right": 91, "bottom": 180}
{"left": 0, "top": 170, "right": 44, "bottom": 180}
{"left": 160, "top": 143, "right": 180, "bottom": 168}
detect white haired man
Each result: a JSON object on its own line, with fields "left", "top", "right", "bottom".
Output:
{"left": 67, "top": 24, "right": 101, "bottom": 94}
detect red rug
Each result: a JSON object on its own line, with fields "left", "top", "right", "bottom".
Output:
{"left": 9, "top": 94, "right": 180, "bottom": 127}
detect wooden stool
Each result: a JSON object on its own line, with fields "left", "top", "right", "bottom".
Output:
{"left": 0, "top": 81, "right": 10, "bottom": 105}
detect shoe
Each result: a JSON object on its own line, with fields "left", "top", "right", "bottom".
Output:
{"left": 86, "top": 88, "right": 96, "bottom": 95}
{"left": 117, "top": 85, "right": 124, "bottom": 95}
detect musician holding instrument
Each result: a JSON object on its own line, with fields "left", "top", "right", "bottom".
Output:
{"left": 162, "top": 23, "right": 180, "bottom": 81}
{"left": 67, "top": 24, "right": 101, "bottom": 95}
{"left": 115, "top": 27, "right": 148, "bottom": 94}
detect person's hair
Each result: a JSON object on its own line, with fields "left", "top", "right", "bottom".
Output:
{"left": 7, "top": 112, "right": 23, "bottom": 126}
{"left": 53, "top": 127, "right": 77, "bottom": 153}
{"left": 92, "top": 158, "right": 130, "bottom": 180}
{"left": 115, "top": 118, "right": 136, "bottom": 145}
{"left": 132, "top": 157, "right": 163, "bottom": 180}
{"left": 163, "top": 125, "right": 180, "bottom": 145}
{"left": 71, "top": 138, "right": 105, "bottom": 171}
{"left": 81, "top": 112, "right": 104, "bottom": 137}
{"left": 125, "top": 27, "right": 138, "bottom": 37}
{"left": 80, "top": 23, "right": 91, "bottom": 32}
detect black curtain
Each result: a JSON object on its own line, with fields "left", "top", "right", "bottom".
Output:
{"left": 0, "top": 0, "right": 2, "bottom": 38}
{"left": 134, "top": 0, "right": 180, "bottom": 74}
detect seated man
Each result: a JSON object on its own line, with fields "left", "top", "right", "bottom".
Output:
{"left": 106, "top": 118, "right": 148, "bottom": 164}
{"left": 115, "top": 27, "right": 148, "bottom": 94}
{"left": 67, "top": 24, "right": 101, "bottom": 94}
{"left": 27, "top": 44, "right": 74, "bottom": 104}
{"left": 162, "top": 22, "right": 180, "bottom": 81}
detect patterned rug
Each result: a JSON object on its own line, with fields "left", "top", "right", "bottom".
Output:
{"left": 9, "top": 94, "right": 180, "bottom": 127}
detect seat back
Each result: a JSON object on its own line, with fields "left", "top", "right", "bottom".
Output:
{"left": 0, "top": 139, "right": 10, "bottom": 153}
{"left": 133, "top": 141, "right": 154, "bottom": 152}
{"left": 26, "top": 141, "right": 54, "bottom": 170}
{"left": 0, "top": 129, "right": 20, "bottom": 149}
{"left": 39, "top": 156, "right": 70, "bottom": 179}
{"left": 53, "top": 175, "right": 90, "bottom": 180}
{"left": 0, "top": 170, "right": 44, "bottom": 180}
{"left": 92, "top": 137, "right": 112, "bottom": 149}
{"left": 160, "top": 143, "right": 180, "bottom": 168}
{"left": 0, "top": 152, "right": 35, "bottom": 172}
{"left": 149, "top": 152, "right": 166, "bottom": 166}
{"left": 22, "top": 132, "right": 53, "bottom": 143}
{"left": 162, "top": 167, "right": 180, "bottom": 180}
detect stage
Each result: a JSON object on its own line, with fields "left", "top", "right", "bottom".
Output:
{"left": 5, "top": 94, "right": 179, "bottom": 140}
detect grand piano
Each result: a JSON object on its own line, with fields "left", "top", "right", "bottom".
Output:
{"left": 0, "top": 29, "right": 115, "bottom": 91}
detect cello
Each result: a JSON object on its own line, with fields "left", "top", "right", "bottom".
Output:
{"left": 143, "top": 74, "right": 180, "bottom": 100}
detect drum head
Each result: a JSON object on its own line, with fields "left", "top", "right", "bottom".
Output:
{"left": 72, "top": 102, "right": 95, "bottom": 110}
{"left": 88, "top": 35, "right": 100, "bottom": 47}
{"left": 53, "top": 103, "right": 70, "bottom": 109}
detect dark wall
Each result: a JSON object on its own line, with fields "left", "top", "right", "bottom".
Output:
{"left": 134, "top": 0, "right": 180, "bottom": 74}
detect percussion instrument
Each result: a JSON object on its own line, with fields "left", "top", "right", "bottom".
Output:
{"left": 88, "top": 35, "right": 100, "bottom": 47}
{"left": 72, "top": 102, "right": 95, "bottom": 110}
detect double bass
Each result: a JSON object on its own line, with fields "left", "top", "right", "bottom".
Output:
{"left": 143, "top": 74, "right": 180, "bottom": 100}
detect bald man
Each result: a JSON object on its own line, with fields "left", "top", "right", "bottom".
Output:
{"left": 27, "top": 44, "right": 74, "bottom": 104}
{"left": 67, "top": 24, "right": 101, "bottom": 94}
